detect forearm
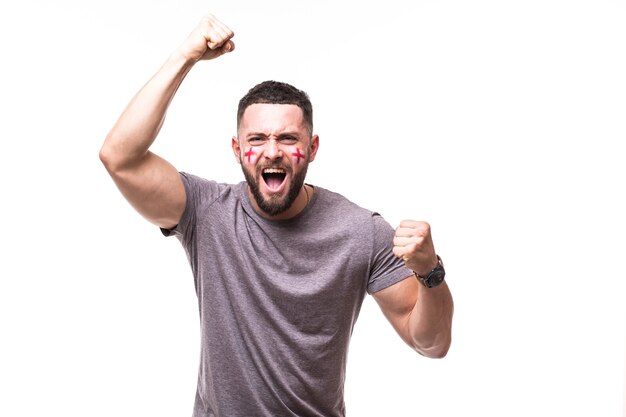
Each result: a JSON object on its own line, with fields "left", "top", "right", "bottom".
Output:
{"left": 97, "top": 13, "right": 233, "bottom": 228}
{"left": 100, "top": 13, "right": 234, "bottom": 172}
{"left": 408, "top": 281, "right": 454, "bottom": 358}
{"left": 100, "top": 52, "right": 195, "bottom": 171}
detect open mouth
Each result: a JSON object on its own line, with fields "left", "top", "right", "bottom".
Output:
{"left": 262, "top": 167, "right": 287, "bottom": 191}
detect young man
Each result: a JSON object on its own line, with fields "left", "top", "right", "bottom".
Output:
{"left": 100, "top": 13, "right": 453, "bottom": 417}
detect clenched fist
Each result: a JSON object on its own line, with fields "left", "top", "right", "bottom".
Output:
{"left": 178, "top": 13, "right": 235, "bottom": 62}
{"left": 393, "top": 220, "right": 439, "bottom": 277}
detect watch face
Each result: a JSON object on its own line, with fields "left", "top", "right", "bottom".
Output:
{"left": 415, "top": 255, "right": 446, "bottom": 288}
{"left": 425, "top": 268, "right": 446, "bottom": 288}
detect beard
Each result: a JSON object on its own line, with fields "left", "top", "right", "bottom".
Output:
{"left": 242, "top": 160, "right": 309, "bottom": 216}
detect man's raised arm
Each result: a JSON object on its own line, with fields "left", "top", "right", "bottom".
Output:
{"left": 99, "top": 14, "right": 235, "bottom": 229}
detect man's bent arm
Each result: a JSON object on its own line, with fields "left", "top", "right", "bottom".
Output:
{"left": 373, "top": 277, "right": 453, "bottom": 358}
{"left": 373, "top": 220, "right": 454, "bottom": 358}
{"left": 99, "top": 14, "right": 234, "bottom": 229}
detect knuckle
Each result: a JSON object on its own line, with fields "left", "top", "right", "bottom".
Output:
{"left": 416, "top": 222, "right": 430, "bottom": 236}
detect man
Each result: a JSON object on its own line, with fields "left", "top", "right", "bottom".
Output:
{"left": 100, "top": 12, "right": 453, "bottom": 417}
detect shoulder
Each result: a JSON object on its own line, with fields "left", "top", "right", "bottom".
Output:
{"left": 179, "top": 172, "right": 240, "bottom": 207}
{"left": 313, "top": 186, "right": 388, "bottom": 230}
{"left": 180, "top": 172, "right": 221, "bottom": 189}
{"left": 317, "top": 186, "right": 397, "bottom": 233}
{"left": 315, "top": 186, "right": 373, "bottom": 216}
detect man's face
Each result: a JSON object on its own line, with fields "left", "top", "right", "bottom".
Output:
{"left": 232, "top": 103, "right": 319, "bottom": 217}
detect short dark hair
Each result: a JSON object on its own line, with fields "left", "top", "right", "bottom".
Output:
{"left": 237, "top": 81, "right": 313, "bottom": 135}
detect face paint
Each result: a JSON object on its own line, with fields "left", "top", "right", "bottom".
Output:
{"left": 244, "top": 148, "right": 255, "bottom": 164}
{"left": 240, "top": 144, "right": 310, "bottom": 217}
{"left": 291, "top": 148, "right": 305, "bottom": 164}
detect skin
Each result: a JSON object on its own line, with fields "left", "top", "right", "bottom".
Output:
{"left": 232, "top": 103, "right": 319, "bottom": 220}
{"left": 99, "top": 13, "right": 453, "bottom": 358}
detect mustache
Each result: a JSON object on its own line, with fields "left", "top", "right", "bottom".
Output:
{"left": 256, "top": 163, "right": 292, "bottom": 174}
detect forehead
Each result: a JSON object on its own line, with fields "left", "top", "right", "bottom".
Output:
{"left": 239, "top": 103, "right": 306, "bottom": 135}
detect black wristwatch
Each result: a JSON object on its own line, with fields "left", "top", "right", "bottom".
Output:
{"left": 414, "top": 255, "right": 446, "bottom": 288}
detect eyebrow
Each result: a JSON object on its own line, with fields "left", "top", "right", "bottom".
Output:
{"left": 245, "top": 131, "right": 301, "bottom": 139}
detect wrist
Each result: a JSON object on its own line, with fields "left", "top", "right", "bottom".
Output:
{"left": 167, "top": 48, "right": 199, "bottom": 72}
{"left": 412, "top": 255, "right": 439, "bottom": 278}
{"left": 414, "top": 255, "right": 446, "bottom": 289}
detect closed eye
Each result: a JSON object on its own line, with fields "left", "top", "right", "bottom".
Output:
{"left": 278, "top": 135, "right": 298, "bottom": 145}
{"left": 248, "top": 137, "right": 265, "bottom": 145}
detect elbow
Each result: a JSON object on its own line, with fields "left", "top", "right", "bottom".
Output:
{"left": 99, "top": 133, "right": 117, "bottom": 171}
{"left": 99, "top": 134, "right": 128, "bottom": 174}
{"left": 415, "top": 339, "right": 451, "bottom": 359}
{"left": 99, "top": 144, "right": 113, "bottom": 170}
{"left": 412, "top": 329, "right": 452, "bottom": 359}
{"left": 424, "top": 341, "right": 451, "bottom": 359}
{"left": 99, "top": 145, "right": 123, "bottom": 178}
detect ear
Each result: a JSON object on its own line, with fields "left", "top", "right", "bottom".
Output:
{"left": 308, "top": 135, "right": 320, "bottom": 162}
{"left": 232, "top": 136, "right": 242, "bottom": 164}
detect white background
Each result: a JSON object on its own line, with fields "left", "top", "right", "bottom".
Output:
{"left": 1, "top": 0, "right": 624, "bottom": 416}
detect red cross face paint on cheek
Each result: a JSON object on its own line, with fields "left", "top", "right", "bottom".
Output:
{"left": 244, "top": 148, "right": 255, "bottom": 164}
{"left": 291, "top": 148, "right": 305, "bottom": 164}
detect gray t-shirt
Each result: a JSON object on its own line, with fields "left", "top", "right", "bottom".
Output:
{"left": 163, "top": 172, "right": 412, "bottom": 417}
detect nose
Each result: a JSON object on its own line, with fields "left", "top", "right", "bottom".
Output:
{"left": 265, "top": 138, "right": 283, "bottom": 160}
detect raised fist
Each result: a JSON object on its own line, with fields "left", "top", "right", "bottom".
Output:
{"left": 178, "top": 13, "right": 235, "bottom": 62}
{"left": 393, "top": 220, "right": 439, "bottom": 277}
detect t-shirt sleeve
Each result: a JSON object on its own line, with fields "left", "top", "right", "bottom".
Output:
{"left": 366, "top": 213, "right": 414, "bottom": 294}
{"left": 160, "top": 172, "right": 222, "bottom": 241}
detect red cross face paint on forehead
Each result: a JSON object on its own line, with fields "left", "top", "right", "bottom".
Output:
{"left": 291, "top": 148, "right": 305, "bottom": 164}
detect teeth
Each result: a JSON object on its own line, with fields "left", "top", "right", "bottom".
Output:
{"left": 263, "top": 168, "right": 285, "bottom": 174}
